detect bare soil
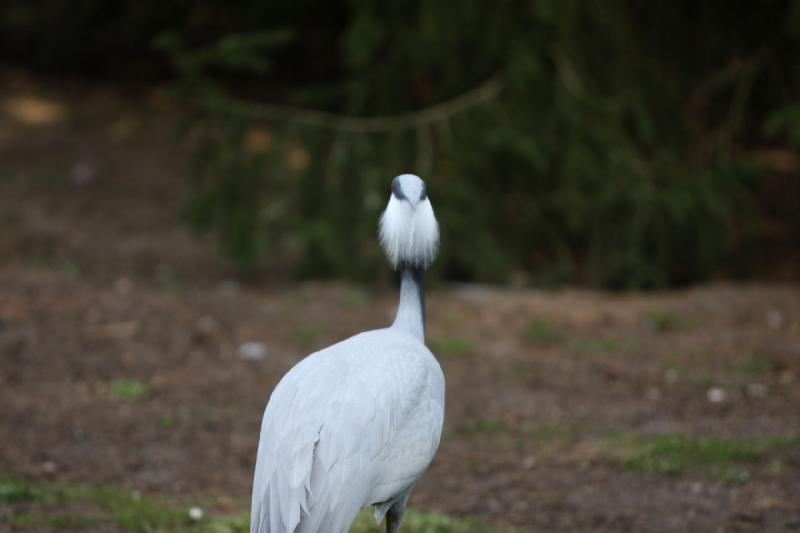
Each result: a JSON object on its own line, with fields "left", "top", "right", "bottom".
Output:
{"left": 1, "top": 70, "right": 799, "bottom": 532}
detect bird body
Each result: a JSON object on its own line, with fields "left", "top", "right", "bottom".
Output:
{"left": 251, "top": 174, "right": 444, "bottom": 533}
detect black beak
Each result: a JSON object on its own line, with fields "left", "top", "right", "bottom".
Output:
{"left": 391, "top": 178, "right": 426, "bottom": 204}
{"left": 391, "top": 178, "right": 408, "bottom": 201}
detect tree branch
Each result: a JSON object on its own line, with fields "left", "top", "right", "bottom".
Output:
{"left": 207, "top": 78, "right": 502, "bottom": 133}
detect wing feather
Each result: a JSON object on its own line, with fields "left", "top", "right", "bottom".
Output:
{"left": 250, "top": 329, "right": 444, "bottom": 533}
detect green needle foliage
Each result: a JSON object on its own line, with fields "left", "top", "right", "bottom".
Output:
{"left": 151, "top": 1, "right": 799, "bottom": 288}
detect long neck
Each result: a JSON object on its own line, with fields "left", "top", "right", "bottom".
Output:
{"left": 391, "top": 263, "right": 425, "bottom": 341}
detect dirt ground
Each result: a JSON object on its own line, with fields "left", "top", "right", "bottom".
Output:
{"left": 1, "top": 70, "right": 799, "bottom": 532}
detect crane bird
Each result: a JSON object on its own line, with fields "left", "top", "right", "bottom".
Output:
{"left": 250, "top": 174, "right": 445, "bottom": 533}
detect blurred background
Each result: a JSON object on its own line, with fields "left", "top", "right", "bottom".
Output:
{"left": 1, "top": 1, "right": 799, "bottom": 531}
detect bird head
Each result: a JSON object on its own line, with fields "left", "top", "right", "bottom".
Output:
{"left": 379, "top": 174, "right": 439, "bottom": 270}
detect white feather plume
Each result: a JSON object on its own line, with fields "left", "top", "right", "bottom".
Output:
{"left": 378, "top": 175, "right": 439, "bottom": 269}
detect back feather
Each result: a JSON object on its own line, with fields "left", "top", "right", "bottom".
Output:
{"left": 250, "top": 329, "right": 444, "bottom": 533}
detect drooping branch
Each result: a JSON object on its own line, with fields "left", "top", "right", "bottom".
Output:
{"left": 206, "top": 78, "right": 502, "bottom": 134}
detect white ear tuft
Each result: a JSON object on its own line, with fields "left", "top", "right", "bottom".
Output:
{"left": 379, "top": 195, "right": 439, "bottom": 269}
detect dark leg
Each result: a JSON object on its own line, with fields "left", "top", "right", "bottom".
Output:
{"left": 385, "top": 490, "right": 412, "bottom": 533}
{"left": 385, "top": 504, "right": 405, "bottom": 533}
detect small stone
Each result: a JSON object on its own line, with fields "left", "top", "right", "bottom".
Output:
{"left": 779, "top": 370, "right": 795, "bottom": 385}
{"left": 766, "top": 310, "right": 783, "bottom": 330}
{"left": 196, "top": 316, "right": 217, "bottom": 335}
{"left": 690, "top": 481, "right": 703, "bottom": 494}
{"left": 522, "top": 456, "right": 536, "bottom": 469}
{"left": 746, "top": 383, "right": 768, "bottom": 398}
{"left": 113, "top": 277, "right": 133, "bottom": 294}
{"left": 70, "top": 161, "right": 96, "bottom": 185}
{"left": 238, "top": 341, "right": 267, "bottom": 361}
{"left": 707, "top": 387, "right": 728, "bottom": 403}
{"left": 188, "top": 506, "right": 204, "bottom": 521}
{"left": 220, "top": 279, "right": 240, "bottom": 296}
{"left": 646, "top": 387, "right": 662, "bottom": 401}
{"left": 664, "top": 368, "right": 680, "bottom": 385}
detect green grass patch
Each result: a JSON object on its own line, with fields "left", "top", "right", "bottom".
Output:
{"left": 0, "top": 206, "right": 20, "bottom": 228}
{"left": 352, "top": 508, "right": 504, "bottom": 532}
{"left": 457, "top": 419, "right": 570, "bottom": 442}
{"left": 12, "top": 512, "right": 102, "bottom": 529}
{"left": 2, "top": 478, "right": 189, "bottom": 531}
{"left": 729, "top": 355, "right": 772, "bottom": 375}
{"left": 160, "top": 413, "right": 177, "bottom": 430}
{"left": 341, "top": 287, "right": 371, "bottom": 308}
{"left": 459, "top": 418, "right": 513, "bottom": 435}
{"left": 568, "top": 338, "right": 633, "bottom": 357}
{"left": 785, "top": 519, "right": 800, "bottom": 530}
{"left": 290, "top": 325, "right": 320, "bottom": 345}
{"left": 157, "top": 406, "right": 220, "bottom": 431}
{"left": 616, "top": 434, "right": 799, "bottom": 482}
{"left": 157, "top": 265, "right": 183, "bottom": 291}
{"left": 2, "top": 474, "right": 507, "bottom": 532}
{"left": 646, "top": 310, "right": 683, "bottom": 332}
{"left": 59, "top": 259, "right": 82, "bottom": 277}
{"left": 79, "top": 485, "right": 187, "bottom": 531}
{"left": 96, "top": 379, "right": 151, "bottom": 401}
{"left": 523, "top": 318, "right": 561, "bottom": 345}
{"left": 429, "top": 337, "right": 474, "bottom": 359}
{"left": 509, "top": 362, "right": 535, "bottom": 382}
{"left": 0, "top": 477, "right": 45, "bottom": 503}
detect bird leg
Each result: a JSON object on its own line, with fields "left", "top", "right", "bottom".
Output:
{"left": 385, "top": 489, "right": 412, "bottom": 533}
{"left": 385, "top": 503, "right": 405, "bottom": 533}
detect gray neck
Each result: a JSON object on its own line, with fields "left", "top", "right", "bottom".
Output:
{"left": 391, "top": 263, "right": 425, "bottom": 341}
